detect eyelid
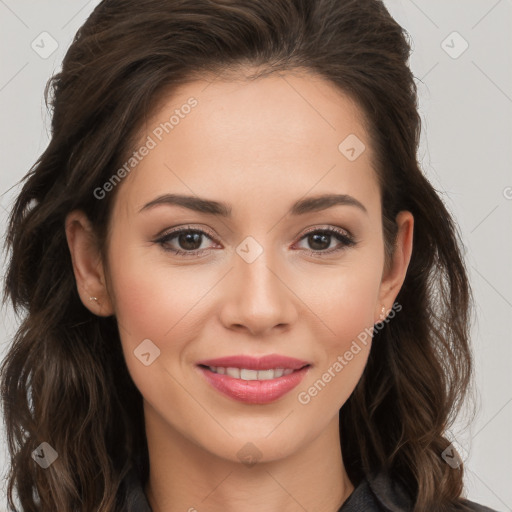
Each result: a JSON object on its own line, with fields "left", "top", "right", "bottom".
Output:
{"left": 298, "top": 224, "right": 354, "bottom": 240}
{"left": 154, "top": 224, "right": 218, "bottom": 241}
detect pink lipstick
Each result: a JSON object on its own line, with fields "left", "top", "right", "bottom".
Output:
{"left": 196, "top": 354, "right": 311, "bottom": 404}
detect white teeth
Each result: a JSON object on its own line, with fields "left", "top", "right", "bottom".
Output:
{"left": 257, "top": 369, "right": 276, "bottom": 380}
{"left": 226, "top": 367, "right": 240, "bottom": 378}
{"left": 240, "top": 369, "right": 258, "bottom": 380}
{"left": 207, "top": 366, "right": 297, "bottom": 380}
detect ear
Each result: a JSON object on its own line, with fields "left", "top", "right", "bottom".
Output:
{"left": 65, "top": 210, "right": 114, "bottom": 316}
{"left": 376, "top": 210, "right": 414, "bottom": 322}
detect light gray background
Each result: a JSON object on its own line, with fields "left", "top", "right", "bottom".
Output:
{"left": 0, "top": 1, "right": 511, "bottom": 511}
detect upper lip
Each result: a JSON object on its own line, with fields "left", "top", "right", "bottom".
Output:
{"left": 196, "top": 354, "right": 310, "bottom": 371}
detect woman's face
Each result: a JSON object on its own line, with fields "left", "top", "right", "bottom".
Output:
{"left": 71, "top": 71, "right": 413, "bottom": 464}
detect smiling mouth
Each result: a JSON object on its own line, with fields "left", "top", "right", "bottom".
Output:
{"left": 199, "top": 365, "right": 310, "bottom": 381}
{"left": 197, "top": 363, "right": 311, "bottom": 404}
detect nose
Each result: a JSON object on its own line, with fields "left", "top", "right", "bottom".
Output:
{"left": 219, "top": 248, "right": 298, "bottom": 337}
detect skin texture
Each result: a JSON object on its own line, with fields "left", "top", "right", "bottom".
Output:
{"left": 65, "top": 71, "right": 414, "bottom": 512}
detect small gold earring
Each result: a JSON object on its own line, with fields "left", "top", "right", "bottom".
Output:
{"left": 380, "top": 306, "right": 386, "bottom": 319}
{"left": 89, "top": 296, "right": 99, "bottom": 304}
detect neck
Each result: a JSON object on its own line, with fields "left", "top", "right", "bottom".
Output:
{"left": 143, "top": 405, "right": 354, "bottom": 512}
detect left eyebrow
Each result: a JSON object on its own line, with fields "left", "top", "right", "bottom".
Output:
{"left": 138, "top": 193, "right": 367, "bottom": 216}
{"left": 290, "top": 193, "right": 368, "bottom": 215}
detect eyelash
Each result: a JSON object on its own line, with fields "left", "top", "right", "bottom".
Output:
{"left": 154, "top": 225, "right": 357, "bottom": 258}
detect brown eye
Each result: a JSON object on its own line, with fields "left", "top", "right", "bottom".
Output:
{"left": 295, "top": 227, "right": 356, "bottom": 255}
{"left": 155, "top": 228, "right": 218, "bottom": 256}
{"left": 175, "top": 231, "right": 203, "bottom": 251}
{"left": 307, "top": 232, "right": 331, "bottom": 251}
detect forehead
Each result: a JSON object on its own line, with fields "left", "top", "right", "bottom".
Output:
{"left": 114, "top": 71, "right": 380, "bottom": 217}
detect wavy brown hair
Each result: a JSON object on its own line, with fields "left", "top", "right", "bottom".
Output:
{"left": 1, "top": 0, "right": 475, "bottom": 510}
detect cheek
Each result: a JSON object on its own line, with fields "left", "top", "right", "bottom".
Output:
{"left": 297, "top": 258, "right": 381, "bottom": 346}
{"left": 106, "top": 248, "right": 210, "bottom": 412}
{"left": 292, "top": 257, "right": 381, "bottom": 408}
{"left": 296, "top": 280, "right": 375, "bottom": 415}
{"left": 106, "top": 244, "right": 210, "bottom": 378}
{"left": 108, "top": 244, "right": 209, "bottom": 337}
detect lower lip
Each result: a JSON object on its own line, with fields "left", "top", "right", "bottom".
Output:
{"left": 197, "top": 366, "right": 310, "bottom": 404}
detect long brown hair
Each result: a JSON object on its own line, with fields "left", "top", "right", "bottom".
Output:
{"left": 1, "top": 0, "right": 474, "bottom": 510}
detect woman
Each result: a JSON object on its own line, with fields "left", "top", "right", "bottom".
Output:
{"left": 1, "top": 0, "right": 499, "bottom": 511}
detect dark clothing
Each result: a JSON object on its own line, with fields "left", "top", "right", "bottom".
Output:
{"left": 123, "top": 466, "right": 499, "bottom": 512}
{"left": 339, "top": 473, "right": 499, "bottom": 512}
